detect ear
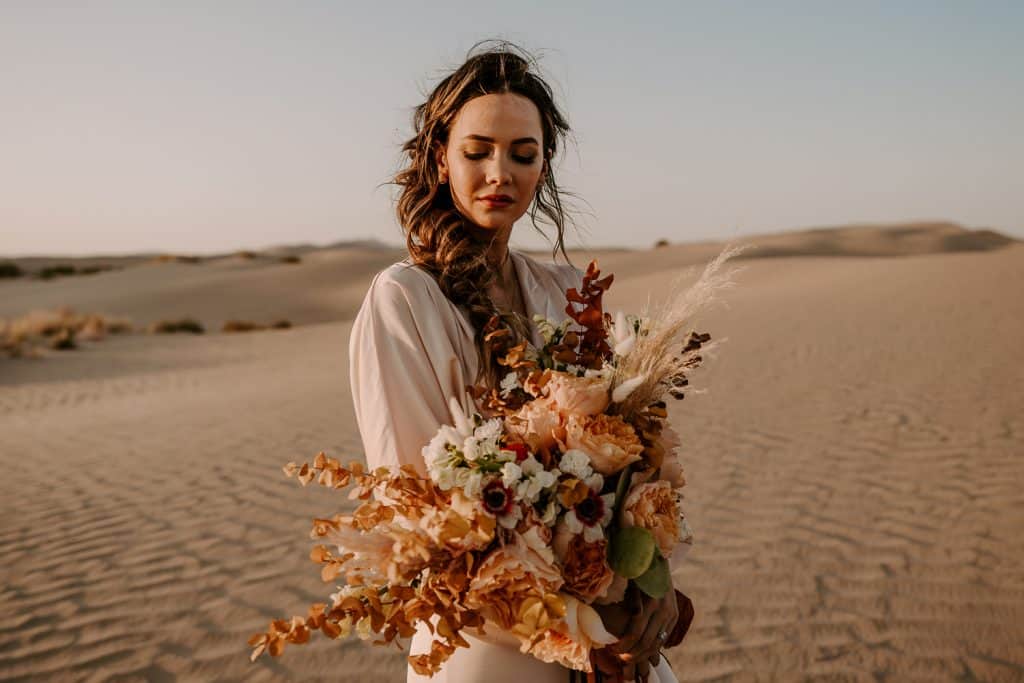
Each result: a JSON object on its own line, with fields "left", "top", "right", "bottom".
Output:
{"left": 434, "top": 143, "right": 449, "bottom": 182}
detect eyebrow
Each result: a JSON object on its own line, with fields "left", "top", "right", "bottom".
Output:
{"left": 463, "top": 134, "right": 540, "bottom": 145}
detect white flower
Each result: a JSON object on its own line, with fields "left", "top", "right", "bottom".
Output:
{"left": 559, "top": 449, "right": 593, "bottom": 480}
{"left": 600, "top": 493, "right": 615, "bottom": 523}
{"left": 540, "top": 499, "right": 559, "bottom": 526}
{"left": 451, "top": 468, "right": 485, "bottom": 499}
{"left": 464, "top": 471, "right": 485, "bottom": 498}
{"left": 499, "top": 372, "right": 522, "bottom": 398}
{"left": 581, "top": 519, "right": 604, "bottom": 543}
{"left": 462, "top": 436, "right": 482, "bottom": 461}
{"left": 448, "top": 396, "right": 474, "bottom": 439}
{"left": 433, "top": 466, "right": 456, "bottom": 491}
{"left": 611, "top": 310, "right": 637, "bottom": 357}
{"left": 475, "top": 417, "right": 504, "bottom": 443}
{"left": 497, "top": 505, "right": 523, "bottom": 529}
{"left": 520, "top": 455, "right": 543, "bottom": 476}
{"left": 537, "top": 469, "right": 558, "bottom": 489}
{"left": 679, "top": 516, "right": 694, "bottom": 544}
{"left": 517, "top": 470, "right": 556, "bottom": 504}
{"left": 501, "top": 461, "right": 523, "bottom": 488}
{"left": 562, "top": 493, "right": 615, "bottom": 543}
{"left": 422, "top": 425, "right": 460, "bottom": 468}
{"left": 497, "top": 449, "right": 517, "bottom": 463}
{"left": 584, "top": 473, "right": 604, "bottom": 492}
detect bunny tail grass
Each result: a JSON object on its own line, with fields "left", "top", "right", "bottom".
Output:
{"left": 608, "top": 243, "right": 747, "bottom": 418}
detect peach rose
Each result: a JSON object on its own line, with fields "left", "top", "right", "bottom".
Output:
{"left": 659, "top": 423, "right": 687, "bottom": 488}
{"left": 620, "top": 481, "right": 680, "bottom": 558}
{"left": 559, "top": 413, "right": 644, "bottom": 475}
{"left": 465, "top": 531, "right": 563, "bottom": 631}
{"left": 560, "top": 535, "right": 615, "bottom": 603}
{"left": 505, "top": 395, "right": 564, "bottom": 452}
{"left": 545, "top": 373, "right": 610, "bottom": 418}
{"left": 528, "top": 595, "right": 618, "bottom": 672}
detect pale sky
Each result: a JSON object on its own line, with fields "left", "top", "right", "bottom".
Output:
{"left": 2, "top": 1, "right": 1022, "bottom": 256}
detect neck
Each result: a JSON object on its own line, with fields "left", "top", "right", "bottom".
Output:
{"left": 465, "top": 223, "right": 513, "bottom": 269}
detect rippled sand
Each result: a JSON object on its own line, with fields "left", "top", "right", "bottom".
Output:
{"left": 2, "top": 225, "right": 1022, "bottom": 681}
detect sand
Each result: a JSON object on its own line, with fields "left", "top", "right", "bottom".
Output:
{"left": 2, "top": 223, "right": 1022, "bottom": 682}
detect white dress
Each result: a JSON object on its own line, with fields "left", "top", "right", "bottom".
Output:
{"left": 349, "top": 249, "right": 680, "bottom": 683}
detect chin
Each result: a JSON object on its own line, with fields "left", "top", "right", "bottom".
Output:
{"left": 468, "top": 212, "right": 519, "bottom": 232}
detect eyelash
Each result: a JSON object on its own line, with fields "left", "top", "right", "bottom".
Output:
{"left": 463, "top": 152, "right": 537, "bottom": 164}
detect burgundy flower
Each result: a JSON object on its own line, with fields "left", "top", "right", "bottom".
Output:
{"left": 504, "top": 442, "right": 529, "bottom": 463}
{"left": 482, "top": 480, "right": 516, "bottom": 516}
{"left": 574, "top": 490, "right": 605, "bottom": 527}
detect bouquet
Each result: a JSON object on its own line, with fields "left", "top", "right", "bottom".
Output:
{"left": 249, "top": 251, "right": 739, "bottom": 676}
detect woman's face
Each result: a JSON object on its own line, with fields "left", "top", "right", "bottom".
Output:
{"left": 437, "top": 92, "right": 546, "bottom": 234}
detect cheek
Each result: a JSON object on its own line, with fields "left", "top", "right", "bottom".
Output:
{"left": 520, "top": 163, "right": 544, "bottom": 188}
{"left": 450, "top": 160, "right": 482, "bottom": 193}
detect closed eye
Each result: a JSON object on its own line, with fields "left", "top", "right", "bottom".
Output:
{"left": 462, "top": 152, "right": 537, "bottom": 164}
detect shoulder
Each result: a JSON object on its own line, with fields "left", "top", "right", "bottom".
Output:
{"left": 363, "top": 259, "right": 441, "bottom": 309}
{"left": 513, "top": 249, "right": 584, "bottom": 292}
{"left": 355, "top": 259, "right": 462, "bottom": 342}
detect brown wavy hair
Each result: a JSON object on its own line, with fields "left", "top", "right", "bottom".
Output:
{"left": 394, "top": 41, "right": 574, "bottom": 386}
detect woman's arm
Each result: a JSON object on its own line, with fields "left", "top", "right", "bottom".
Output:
{"left": 349, "top": 267, "right": 469, "bottom": 474}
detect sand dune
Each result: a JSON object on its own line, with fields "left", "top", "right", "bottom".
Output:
{"left": 1, "top": 225, "right": 1022, "bottom": 681}
{"left": 1, "top": 222, "right": 1014, "bottom": 332}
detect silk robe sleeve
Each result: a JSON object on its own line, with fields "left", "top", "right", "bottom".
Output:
{"left": 348, "top": 264, "right": 475, "bottom": 475}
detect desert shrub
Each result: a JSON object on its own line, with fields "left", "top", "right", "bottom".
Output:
{"left": 152, "top": 254, "right": 201, "bottom": 264}
{"left": 236, "top": 250, "right": 258, "bottom": 260}
{"left": 78, "top": 264, "right": 117, "bottom": 276}
{"left": 50, "top": 328, "right": 76, "bottom": 350}
{"left": 150, "top": 318, "right": 205, "bottom": 334}
{"left": 654, "top": 238, "right": 670, "bottom": 248}
{"left": 223, "top": 319, "right": 292, "bottom": 332}
{"left": 279, "top": 255, "right": 301, "bottom": 264}
{"left": 0, "top": 262, "right": 23, "bottom": 279}
{"left": 36, "top": 264, "right": 76, "bottom": 280}
{"left": 1, "top": 308, "right": 134, "bottom": 358}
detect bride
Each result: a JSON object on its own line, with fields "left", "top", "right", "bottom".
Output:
{"left": 349, "top": 42, "right": 681, "bottom": 683}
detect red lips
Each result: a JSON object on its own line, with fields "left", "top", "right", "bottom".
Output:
{"left": 479, "top": 194, "right": 514, "bottom": 205}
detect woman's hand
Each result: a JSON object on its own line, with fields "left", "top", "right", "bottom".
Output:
{"left": 592, "top": 582, "right": 678, "bottom": 682}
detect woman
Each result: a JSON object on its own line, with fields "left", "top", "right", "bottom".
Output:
{"left": 349, "top": 43, "right": 679, "bottom": 683}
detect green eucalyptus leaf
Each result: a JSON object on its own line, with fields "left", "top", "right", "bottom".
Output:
{"left": 634, "top": 552, "right": 670, "bottom": 599}
{"left": 608, "top": 526, "right": 656, "bottom": 579}
{"left": 611, "top": 464, "right": 633, "bottom": 523}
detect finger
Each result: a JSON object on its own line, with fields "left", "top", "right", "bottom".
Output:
{"left": 632, "top": 609, "right": 668, "bottom": 663}
{"left": 612, "top": 602, "right": 650, "bottom": 654}
{"left": 647, "top": 650, "right": 662, "bottom": 668}
{"left": 635, "top": 660, "right": 651, "bottom": 682}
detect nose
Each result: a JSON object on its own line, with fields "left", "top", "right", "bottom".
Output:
{"left": 484, "top": 155, "right": 513, "bottom": 188}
